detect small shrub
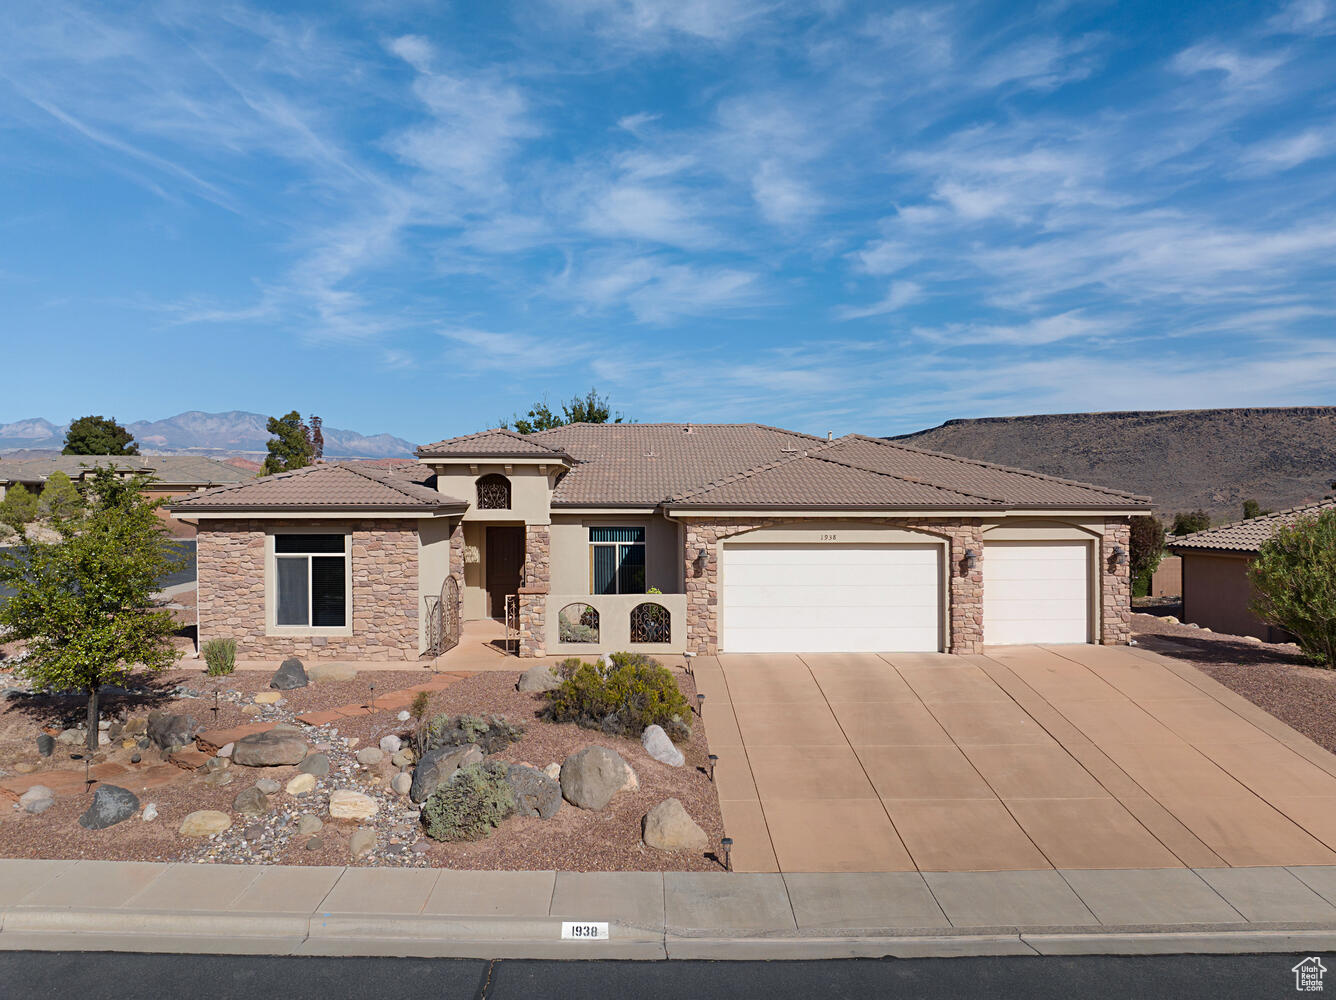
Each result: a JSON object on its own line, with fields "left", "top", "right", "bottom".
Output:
{"left": 1250, "top": 509, "right": 1336, "bottom": 667}
{"left": 202, "top": 638, "right": 236, "bottom": 676}
{"left": 1171, "top": 509, "right": 1211, "bottom": 536}
{"left": 427, "top": 712, "right": 525, "bottom": 754}
{"left": 421, "top": 760, "right": 515, "bottom": 841}
{"left": 544, "top": 651, "right": 691, "bottom": 742}
{"left": 409, "top": 691, "right": 433, "bottom": 755}
{"left": 0, "top": 484, "right": 39, "bottom": 531}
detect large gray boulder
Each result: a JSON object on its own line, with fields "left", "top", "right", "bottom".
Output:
{"left": 559, "top": 746, "right": 630, "bottom": 811}
{"left": 641, "top": 725, "right": 685, "bottom": 767}
{"left": 642, "top": 798, "right": 708, "bottom": 852}
{"left": 506, "top": 764, "right": 561, "bottom": 819}
{"left": 517, "top": 664, "right": 561, "bottom": 693}
{"left": 409, "top": 744, "right": 482, "bottom": 803}
{"left": 269, "top": 658, "right": 308, "bottom": 690}
{"left": 147, "top": 711, "right": 200, "bottom": 751}
{"left": 232, "top": 730, "right": 308, "bottom": 767}
{"left": 78, "top": 784, "right": 139, "bottom": 830}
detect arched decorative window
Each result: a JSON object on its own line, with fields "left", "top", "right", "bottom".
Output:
{"left": 475, "top": 474, "right": 511, "bottom": 510}
{"left": 629, "top": 602, "right": 671, "bottom": 644}
{"left": 558, "top": 603, "right": 599, "bottom": 643}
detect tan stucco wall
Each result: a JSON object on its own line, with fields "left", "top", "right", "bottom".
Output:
{"left": 549, "top": 513, "right": 682, "bottom": 595}
{"left": 1181, "top": 551, "right": 1279, "bottom": 640}
{"left": 417, "top": 517, "right": 463, "bottom": 653}
{"left": 461, "top": 521, "right": 488, "bottom": 620}
{"left": 430, "top": 463, "right": 554, "bottom": 525}
{"left": 1151, "top": 554, "right": 1182, "bottom": 597}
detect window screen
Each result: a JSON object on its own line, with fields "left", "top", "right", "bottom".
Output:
{"left": 274, "top": 535, "right": 347, "bottom": 628}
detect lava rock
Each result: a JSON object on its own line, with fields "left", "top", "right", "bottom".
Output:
{"left": 641, "top": 725, "right": 685, "bottom": 767}
{"left": 269, "top": 657, "right": 309, "bottom": 690}
{"left": 298, "top": 753, "right": 330, "bottom": 777}
{"left": 560, "top": 746, "right": 631, "bottom": 811}
{"left": 642, "top": 798, "right": 708, "bottom": 852}
{"left": 506, "top": 764, "right": 561, "bottom": 819}
{"left": 35, "top": 733, "right": 55, "bottom": 757}
{"left": 146, "top": 711, "right": 200, "bottom": 751}
{"left": 409, "top": 744, "right": 483, "bottom": 803}
{"left": 232, "top": 730, "right": 308, "bottom": 767}
{"left": 78, "top": 784, "right": 139, "bottom": 829}
{"left": 129, "top": 752, "right": 142, "bottom": 765}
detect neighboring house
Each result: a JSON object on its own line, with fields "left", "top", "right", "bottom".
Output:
{"left": 1169, "top": 498, "right": 1336, "bottom": 642}
{"left": 0, "top": 455, "right": 255, "bottom": 538}
{"left": 169, "top": 424, "right": 1150, "bottom": 662}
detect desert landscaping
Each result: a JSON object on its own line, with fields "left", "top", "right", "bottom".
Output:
{"left": 0, "top": 652, "right": 723, "bottom": 873}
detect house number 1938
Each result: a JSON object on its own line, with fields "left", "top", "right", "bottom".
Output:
{"left": 820, "top": 533, "right": 838, "bottom": 541}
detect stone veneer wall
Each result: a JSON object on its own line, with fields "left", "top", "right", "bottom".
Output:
{"left": 682, "top": 518, "right": 986, "bottom": 655}
{"left": 1100, "top": 518, "right": 1132, "bottom": 645}
{"left": 517, "top": 523, "right": 551, "bottom": 657}
{"left": 197, "top": 519, "right": 419, "bottom": 661}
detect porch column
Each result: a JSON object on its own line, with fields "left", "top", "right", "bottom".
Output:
{"left": 518, "top": 523, "right": 550, "bottom": 657}
{"left": 947, "top": 520, "right": 984, "bottom": 655}
{"left": 1100, "top": 518, "right": 1132, "bottom": 645}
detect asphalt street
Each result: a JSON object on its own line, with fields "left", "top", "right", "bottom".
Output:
{"left": 0, "top": 952, "right": 1312, "bottom": 1000}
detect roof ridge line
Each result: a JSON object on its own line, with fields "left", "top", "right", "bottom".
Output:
{"left": 850, "top": 434, "right": 1151, "bottom": 502}
{"left": 336, "top": 461, "right": 434, "bottom": 502}
{"left": 667, "top": 448, "right": 818, "bottom": 502}
{"left": 1175, "top": 496, "right": 1336, "bottom": 542}
{"left": 807, "top": 450, "right": 1004, "bottom": 504}
{"left": 168, "top": 462, "right": 318, "bottom": 503}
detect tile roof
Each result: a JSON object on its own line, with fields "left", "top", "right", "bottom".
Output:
{"left": 1170, "top": 498, "right": 1336, "bottom": 554}
{"left": 0, "top": 455, "right": 253, "bottom": 487}
{"left": 416, "top": 428, "right": 570, "bottom": 459}
{"left": 532, "top": 423, "right": 826, "bottom": 506}
{"left": 169, "top": 461, "right": 466, "bottom": 513}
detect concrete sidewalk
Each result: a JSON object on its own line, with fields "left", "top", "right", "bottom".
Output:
{"left": 4, "top": 859, "right": 1336, "bottom": 959}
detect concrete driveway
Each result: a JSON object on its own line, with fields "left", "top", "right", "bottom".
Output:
{"left": 693, "top": 645, "right": 1336, "bottom": 873}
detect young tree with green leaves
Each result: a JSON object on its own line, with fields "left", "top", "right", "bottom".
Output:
{"left": 0, "top": 469, "right": 184, "bottom": 751}
{"left": 262, "top": 411, "right": 317, "bottom": 475}
{"left": 1171, "top": 509, "right": 1211, "bottom": 536}
{"left": 504, "top": 388, "right": 625, "bottom": 434}
{"left": 62, "top": 415, "right": 138, "bottom": 456}
{"left": 0, "top": 484, "right": 40, "bottom": 531}
{"left": 39, "top": 471, "right": 81, "bottom": 520}
{"left": 1128, "top": 514, "right": 1166, "bottom": 596}
{"left": 1242, "top": 499, "right": 1272, "bottom": 520}
{"left": 1250, "top": 509, "right": 1336, "bottom": 668}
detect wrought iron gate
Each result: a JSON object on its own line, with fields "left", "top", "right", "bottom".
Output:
{"left": 424, "top": 576, "right": 461, "bottom": 657}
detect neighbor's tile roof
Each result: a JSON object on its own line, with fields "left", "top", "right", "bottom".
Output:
{"left": 1170, "top": 498, "right": 1336, "bottom": 554}
{"left": 169, "top": 461, "right": 465, "bottom": 512}
{"left": 0, "top": 454, "right": 253, "bottom": 487}
{"left": 416, "top": 428, "right": 570, "bottom": 459}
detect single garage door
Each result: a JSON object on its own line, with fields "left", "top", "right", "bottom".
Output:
{"left": 983, "top": 541, "right": 1091, "bottom": 645}
{"left": 720, "top": 543, "right": 942, "bottom": 653}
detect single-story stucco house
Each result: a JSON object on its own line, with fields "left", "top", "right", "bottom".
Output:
{"left": 1169, "top": 498, "right": 1336, "bottom": 642}
{"left": 0, "top": 455, "right": 254, "bottom": 537}
{"left": 168, "top": 423, "right": 1150, "bottom": 661}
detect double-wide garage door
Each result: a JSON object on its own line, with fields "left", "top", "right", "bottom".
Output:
{"left": 720, "top": 543, "right": 942, "bottom": 653}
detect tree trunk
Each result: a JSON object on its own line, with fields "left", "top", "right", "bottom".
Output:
{"left": 86, "top": 686, "right": 99, "bottom": 753}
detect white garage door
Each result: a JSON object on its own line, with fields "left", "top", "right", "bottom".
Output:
{"left": 983, "top": 541, "right": 1091, "bottom": 645}
{"left": 720, "top": 543, "right": 942, "bottom": 653}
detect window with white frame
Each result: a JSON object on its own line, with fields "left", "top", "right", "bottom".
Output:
{"left": 274, "top": 534, "right": 348, "bottom": 628}
{"left": 590, "top": 526, "right": 646, "bottom": 594}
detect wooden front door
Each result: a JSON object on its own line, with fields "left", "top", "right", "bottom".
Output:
{"left": 485, "top": 526, "right": 524, "bottom": 620}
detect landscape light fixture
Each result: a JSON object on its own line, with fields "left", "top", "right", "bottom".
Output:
{"left": 707, "top": 754, "right": 718, "bottom": 781}
{"left": 721, "top": 837, "right": 733, "bottom": 872}
{"left": 696, "top": 692, "right": 705, "bottom": 717}
{"left": 368, "top": 681, "right": 376, "bottom": 712}
{"left": 212, "top": 688, "right": 220, "bottom": 725}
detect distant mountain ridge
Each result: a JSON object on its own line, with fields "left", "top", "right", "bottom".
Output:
{"left": 892, "top": 406, "right": 1336, "bottom": 521}
{"left": 0, "top": 410, "right": 417, "bottom": 459}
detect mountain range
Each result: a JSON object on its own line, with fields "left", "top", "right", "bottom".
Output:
{"left": 0, "top": 411, "right": 417, "bottom": 459}
{"left": 893, "top": 406, "right": 1336, "bottom": 522}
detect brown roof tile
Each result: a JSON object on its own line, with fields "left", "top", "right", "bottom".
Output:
{"left": 169, "top": 462, "right": 465, "bottom": 513}
{"left": 416, "top": 428, "right": 570, "bottom": 459}
{"left": 1170, "top": 498, "right": 1336, "bottom": 554}
{"left": 0, "top": 455, "right": 253, "bottom": 487}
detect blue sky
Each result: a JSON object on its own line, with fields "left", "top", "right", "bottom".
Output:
{"left": 2, "top": 0, "right": 1334, "bottom": 443}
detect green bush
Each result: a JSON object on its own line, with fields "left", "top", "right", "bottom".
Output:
{"left": 544, "top": 651, "right": 691, "bottom": 742}
{"left": 421, "top": 760, "right": 515, "bottom": 841}
{"left": 202, "top": 638, "right": 236, "bottom": 676}
{"left": 0, "top": 484, "right": 39, "bottom": 531}
{"left": 39, "top": 472, "right": 81, "bottom": 521}
{"left": 427, "top": 713, "right": 524, "bottom": 754}
{"left": 1250, "top": 509, "right": 1336, "bottom": 667}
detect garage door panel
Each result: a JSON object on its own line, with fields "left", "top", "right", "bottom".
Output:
{"left": 721, "top": 543, "right": 942, "bottom": 653}
{"left": 983, "top": 541, "right": 1091, "bottom": 646}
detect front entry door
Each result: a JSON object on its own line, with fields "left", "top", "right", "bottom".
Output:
{"left": 485, "top": 526, "right": 524, "bottom": 620}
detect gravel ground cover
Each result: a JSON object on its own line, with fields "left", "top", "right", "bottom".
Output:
{"left": 1132, "top": 613, "right": 1336, "bottom": 754}
{"left": 0, "top": 654, "right": 723, "bottom": 871}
